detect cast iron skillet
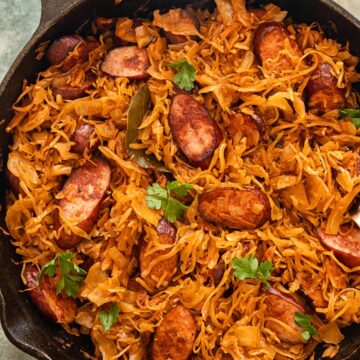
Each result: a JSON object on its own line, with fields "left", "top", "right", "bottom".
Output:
{"left": 0, "top": 0, "right": 360, "bottom": 359}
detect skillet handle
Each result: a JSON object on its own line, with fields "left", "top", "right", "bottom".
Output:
{"left": 39, "top": 0, "right": 83, "bottom": 28}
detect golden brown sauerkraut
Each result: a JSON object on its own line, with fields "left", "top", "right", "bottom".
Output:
{"left": 4, "top": 1, "right": 360, "bottom": 359}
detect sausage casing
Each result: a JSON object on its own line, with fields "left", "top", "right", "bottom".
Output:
{"left": 169, "top": 93, "right": 223, "bottom": 168}
{"left": 47, "top": 35, "right": 83, "bottom": 65}
{"left": 72, "top": 124, "right": 95, "bottom": 154}
{"left": 317, "top": 227, "right": 360, "bottom": 268}
{"left": 198, "top": 187, "right": 271, "bottom": 229}
{"left": 55, "top": 158, "right": 111, "bottom": 249}
{"left": 62, "top": 40, "right": 99, "bottom": 72}
{"left": 52, "top": 72, "right": 96, "bottom": 100}
{"left": 101, "top": 46, "right": 150, "bottom": 80}
{"left": 306, "top": 63, "right": 345, "bottom": 113}
{"left": 254, "top": 21, "right": 302, "bottom": 75}
{"left": 152, "top": 305, "right": 196, "bottom": 360}
{"left": 264, "top": 287, "right": 306, "bottom": 344}
{"left": 24, "top": 265, "right": 77, "bottom": 323}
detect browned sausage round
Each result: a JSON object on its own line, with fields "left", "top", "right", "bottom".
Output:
{"left": 47, "top": 35, "right": 84, "bottom": 65}
{"left": 164, "top": 8, "right": 200, "bottom": 44}
{"left": 169, "top": 93, "right": 223, "bottom": 168}
{"left": 52, "top": 72, "right": 96, "bottom": 100}
{"left": 254, "top": 22, "right": 302, "bottom": 75}
{"left": 264, "top": 287, "right": 306, "bottom": 344}
{"left": 101, "top": 46, "right": 150, "bottom": 80}
{"left": 55, "top": 158, "right": 111, "bottom": 249}
{"left": 152, "top": 305, "right": 196, "bottom": 360}
{"left": 24, "top": 264, "right": 77, "bottom": 323}
{"left": 52, "top": 84, "right": 90, "bottom": 100}
{"left": 317, "top": 226, "right": 360, "bottom": 268}
{"left": 306, "top": 63, "right": 345, "bottom": 113}
{"left": 62, "top": 40, "right": 100, "bottom": 72}
{"left": 227, "top": 112, "right": 266, "bottom": 147}
{"left": 140, "top": 218, "right": 178, "bottom": 290}
{"left": 198, "top": 187, "right": 271, "bottom": 229}
{"left": 72, "top": 124, "right": 95, "bottom": 154}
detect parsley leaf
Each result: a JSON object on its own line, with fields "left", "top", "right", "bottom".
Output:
{"left": 169, "top": 60, "right": 196, "bottom": 91}
{"left": 147, "top": 183, "right": 167, "bottom": 198}
{"left": 39, "top": 253, "right": 87, "bottom": 299}
{"left": 165, "top": 181, "right": 194, "bottom": 196}
{"left": 146, "top": 181, "right": 193, "bottom": 222}
{"left": 164, "top": 197, "right": 188, "bottom": 223}
{"left": 38, "top": 258, "right": 56, "bottom": 282}
{"left": 294, "top": 312, "right": 317, "bottom": 341}
{"left": 99, "top": 303, "right": 119, "bottom": 332}
{"left": 231, "top": 254, "right": 274, "bottom": 288}
{"left": 340, "top": 108, "right": 360, "bottom": 128}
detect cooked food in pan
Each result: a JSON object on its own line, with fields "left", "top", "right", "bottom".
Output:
{"left": 4, "top": 1, "right": 360, "bottom": 359}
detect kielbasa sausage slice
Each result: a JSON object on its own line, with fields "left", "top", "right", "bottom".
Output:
{"left": 317, "top": 226, "right": 360, "bottom": 268}
{"left": 55, "top": 158, "right": 111, "bottom": 249}
{"left": 264, "top": 287, "right": 306, "bottom": 344}
{"left": 52, "top": 72, "right": 96, "bottom": 100}
{"left": 62, "top": 40, "right": 100, "bottom": 72}
{"left": 306, "top": 63, "right": 346, "bottom": 113}
{"left": 169, "top": 93, "right": 223, "bottom": 168}
{"left": 198, "top": 187, "right": 271, "bottom": 230}
{"left": 152, "top": 305, "right": 196, "bottom": 360}
{"left": 24, "top": 265, "right": 77, "bottom": 323}
{"left": 47, "top": 35, "right": 84, "bottom": 65}
{"left": 101, "top": 46, "right": 150, "bottom": 80}
{"left": 72, "top": 124, "right": 95, "bottom": 154}
{"left": 254, "top": 21, "right": 302, "bottom": 75}
{"left": 47, "top": 35, "right": 99, "bottom": 71}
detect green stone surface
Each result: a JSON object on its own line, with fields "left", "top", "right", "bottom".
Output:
{"left": 0, "top": 0, "right": 359, "bottom": 359}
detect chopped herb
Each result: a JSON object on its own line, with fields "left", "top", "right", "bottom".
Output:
{"left": 146, "top": 180, "right": 193, "bottom": 222}
{"left": 165, "top": 181, "right": 193, "bottom": 196}
{"left": 39, "top": 253, "right": 87, "bottom": 299}
{"left": 231, "top": 254, "right": 274, "bottom": 288}
{"left": 294, "top": 312, "right": 317, "bottom": 341}
{"left": 99, "top": 303, "right": 119, "bottom": 333}
{"left": 169, "top": 60, "right": 196, "bottom": 91}
{"left": 340, "top": 108, "right": 360, "bottom": 128}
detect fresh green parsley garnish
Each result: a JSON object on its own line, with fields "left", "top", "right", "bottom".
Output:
{"left": 231, "top": 254, "right": 274, "bottom": 288}
{"left": 146, "top": 181, "right": 193, "bottom": 222}
{"left": 99, "top": 303, "right": 119, "bottom": 333}
{"left": 169, "top": 60, "right": 196, "bottom": 91}
{"left": 294, "top": 312, "right": 317, "bottom": 341}
{"left": 340, "top": 108, "right": 360, "bottom": 128}
{"left": 39, "top": 253, "right": 87, "bottom": 299}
